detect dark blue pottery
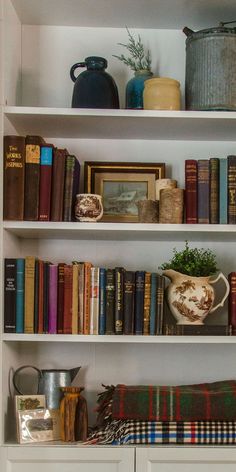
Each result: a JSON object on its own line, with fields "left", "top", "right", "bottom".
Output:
{"left": 126, "top": 70, "right": 153, "bottom": 109}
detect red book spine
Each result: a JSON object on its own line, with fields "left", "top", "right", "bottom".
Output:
{"left": 57, "top": 263, "right": 65, "bottom": 334}
{"left": 63, "top": 265, "right": 73, "bottom": 334}
{"left": 83, "top": 262, "right": 92, "bottom": 335}
{"left": 39, "top": 144, "right": 53, "bottom": 221}
{"left": 185, "top": 159, "right": 197, "bottom": 224}
{"left": 228, "top": 272, "right": 236, "bottom": 334}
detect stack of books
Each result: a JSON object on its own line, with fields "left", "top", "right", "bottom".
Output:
{"left": 3, "top": 135, "right": 80, "bottom": 222}
{"left": 185, "top": 156, "right": 236, "bottom": 224}
{"left": 4, "top": 258, "right": 165, "bottom": 336}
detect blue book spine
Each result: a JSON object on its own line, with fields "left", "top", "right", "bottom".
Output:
{"left": 16, "top": 258, "right": 25, "bottom": 333}
{"left": 219, "top": 158, "right": 228, "bottom": 224}
{"left": 40, "top": 146, "right": 53, "bottom": 165}
{"left": 149, "top": 273, "right": 157, "bottom": 336}
{"left": 99, "top": 268, "right": 106, "bottom": 335}
{"left": 134, "top": 270, "right": 145, "bottom": 335}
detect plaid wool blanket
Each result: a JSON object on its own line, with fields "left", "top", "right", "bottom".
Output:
{"left": 97, "top": 381, "right": 236, "bottom": 423}
{"left": 87, "top": 419, "right": 236, "bottom": 445}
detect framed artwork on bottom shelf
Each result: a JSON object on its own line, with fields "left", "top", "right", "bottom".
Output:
{"left": 84, "top": 162, "right": 165, "bottom": 222}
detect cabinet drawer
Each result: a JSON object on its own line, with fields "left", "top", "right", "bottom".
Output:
{"left": 2, "top": 446, "right": 135, "bottom": 472}
{"left": 136, "top": 447, "right": 236, "bottom": 472}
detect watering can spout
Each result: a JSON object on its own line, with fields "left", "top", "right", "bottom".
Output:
{"left": 70, "top": 366, "right": 81, "bottom": 382}
{"left": 183, "top": 26, "right": 194, "bottom": 37}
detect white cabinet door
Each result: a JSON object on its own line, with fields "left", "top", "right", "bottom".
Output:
{"left": 2, "top": 446, "right": 135, "bottom": 472}
{"left": 136, "top": 447, "right": 236, "bottom": 472}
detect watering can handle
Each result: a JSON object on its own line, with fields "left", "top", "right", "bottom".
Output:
{"left": 209, "top": 272, "right": 230, "bottom": 313}
{"left": 13, "top": 365, "right": 42, "bottom": 395}
{"left": 70, "top": 62, "right": 86, "bottom": 82}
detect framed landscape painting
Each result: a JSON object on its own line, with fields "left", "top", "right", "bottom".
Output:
{"left": 84, "top": 162, "right": 165, "bottom": 222}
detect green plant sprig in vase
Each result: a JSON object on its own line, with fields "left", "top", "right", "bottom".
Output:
{"left": 113, "top": 27, "right": 153, "bottom": 109}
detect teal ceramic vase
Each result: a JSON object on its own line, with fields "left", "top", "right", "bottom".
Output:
{"left": 126, "top": 69, "right": 153, "bottom": 109}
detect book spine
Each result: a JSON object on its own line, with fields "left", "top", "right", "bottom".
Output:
{"left": 90, "top": 267, "right": 100, "bottom": 335}
{"left": 3, "top": 135, "right": 25, "bottom": 220}
{"left": 24, "top": 256, "right": 35, "bottom": 334}
{"left": 185, "top": 159, "right": 198, "bottom": 224}
{"left": 149, "top": 273, "right": 157, "bottom": 336}
{"left": 16, "top": 258, "right": 25, "bottom": 334}
{"left": 4, "top": 258, "right": 16, "bottom": 332}
{"left": 63, "top": 156, "right": 80, "bottom": 222}
{"left": 72, "top": 263, "right": 79, "bottom": 334}
{"left": 123, "top": 271, "right": 135, "bottom": 335}
{"left": 39, "top": 145, "right": 53, "bottom": 221}
{"left": 210, "top": 157, "right": 219, "bottom": 224}
{"left": 71, "top": 158, "right": 80, "bottom": 221}
{"left": 83, "top": 262, "right": 92, "bottom": 335}
{"left": 43, "top": 261, "right": 50, "bottom": 333}
{"left": 50, "top": 148, "right": 67, "bottom": 221}
{"left": 156, "top": 275, "right": 165, "bottom": 335}
{"left": 99, "top": 268, "right": 106, "bottom": 335}
{"left": 24, "top": 137, "right": 42, "bottom": 220}
{"left": 163, "top": 324, "right": 231, "bottom": 336}
{"left": 115, "top": 267, "right": 124, "bottom": 334}
{"left": 143, "top": 272, "right": 151, "bottom": 335}
{"left": 197, "top": 159, "right": 210, "bottom": 224}
{"left": 134, "top": 271, "right": 145, "bottom": 335}
{"left": 48, "top": 264, "right": 58, "bottom": 334}
{"left": 57, "top": 263, "right": 65, "bottom": 334}
{"left": 78, "top": 263, "right": 84, "bottom": 334}
{"left": 105, "top": 269, "right": 115, "bottom": 335}
{"left": 63, "top": 265, "right": 73, "bottom": 334}
{"left": 219, "top": 158, "right": 228, "bottom": 224}
{"left": 38, "top": 260, "right": 44, "bottom": 334}
{"left": 34, "top": 259, "right": 39, "bottom": 333}
{"left": 227, "top": 155, "right": 236, "bottom": 224}
{"left": 228, "top": 272, "right": 236, "bottom": 334}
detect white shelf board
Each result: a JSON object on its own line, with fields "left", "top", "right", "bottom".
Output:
{"left": 4, "top": 221, "right": 236, "bottom": 242}
{"left": 2, "top": 334, "right": 235, "bottom": 344}
{"left": 4, "top": 107, "right": 236, "bottom": 141}
{"left": 10, "top": 0, "right": 236, "bottom": 29}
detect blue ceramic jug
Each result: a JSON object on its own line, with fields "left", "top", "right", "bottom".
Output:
{"left": 70, "top": 56, "right": 119, "bottom": 109}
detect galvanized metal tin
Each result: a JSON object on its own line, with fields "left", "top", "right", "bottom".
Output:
{"left": 184, "top": 25, "right": 236, "bottom": 111}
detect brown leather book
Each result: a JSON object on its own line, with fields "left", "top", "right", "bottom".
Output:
{"left": 63, "top": 155, "right": 80, "bottom": 221}
{"left": 39, "top": 144, "right": 53, "bottom": 221}
{"left": 198, "top": 159, "right": 210, "bottom": 224}
{"left": 57, "top": 263, "right": 65, "bottom": 334}
{"left": 63, "top": 265, "right": 73, "bottom": 334}
{"left": 24, "top": 135, "right": 45, "bottom": 221}
{"left": 228, "top": 272, "right": 236, "bottom": 335}
{"left": 3, "top": 135, "right": 25, "bottom": 220}
{"left": 185, "top": 159, "right": 197, "bottom": 224}
{"left": 83, "top": 262, "right": 92, "bottom": 334}
{"left": 51, "top": 148, "right": 67, "bottom": 221}
{"left": 210, "top": 157, "right": 219, "bottom": 224}
{"left": 143, "top": 272, "right": 151, "bottom": 335}
{"left": 24, "top": 256, "right": 36, "bottom": 334}
{"left": 227, "top": 155, "right": 236, "bottom": 224}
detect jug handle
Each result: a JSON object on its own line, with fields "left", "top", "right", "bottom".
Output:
{"left": 209, "top": 272, "right": 230, "bottom": 313}
{"left": 13, "top": 365, "right": 42, "bottom": 395}
{"left": 70, "top": 62, "right": 86, "bottom": 82}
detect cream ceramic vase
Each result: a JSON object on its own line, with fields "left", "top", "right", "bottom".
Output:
{"left": 143, "top": 77, "right": 181, "bottom": 110}
{"left": 163, "top": 269, "right": 230, "bottom": 325}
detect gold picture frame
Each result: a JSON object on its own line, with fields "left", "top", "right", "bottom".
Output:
{"left": 84, "top": 162, "right": 165, "bottom": 222}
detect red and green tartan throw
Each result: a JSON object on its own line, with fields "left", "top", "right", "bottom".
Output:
{"left": 96, "top": 381, "right": 236, "bottom": 423}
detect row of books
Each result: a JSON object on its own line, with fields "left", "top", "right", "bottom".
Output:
{"left": 4, "top": 258, "right": 165, "bottom": 335}
{"left": 3, "top": 135, "right": 80, "bottom": 222}
{"left": 185, "top": 155, "right": 236, "bottom": 224}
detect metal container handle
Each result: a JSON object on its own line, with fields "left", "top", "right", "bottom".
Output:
{"left": 13, "top": 365, "right": 42, "bottom": 395}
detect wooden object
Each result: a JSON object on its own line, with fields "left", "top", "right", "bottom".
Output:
{"left": 60, "top": 386, "right": 87, "bottom": 442}
{"left": 159, "top": 188, "right": 184, "bottom": 223}
{"left": 137, "top": 200, "right": 159, "bottom": 223}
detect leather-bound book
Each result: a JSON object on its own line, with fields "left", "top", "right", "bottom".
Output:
{"left": 115, "top": 267, "right": 124, "bottom": 334}
{"left": 34, "top": 259, "right": 39, "bottom": 333}
{"left": 37, "top": 260, "right": 44, "bottom": 334}
{"left": 143, "top": 272, "right": 151, "bottom": 335}
{"left": 43, "top": 261, "right": 50, "bottom": 333}
{"left": 63, "top": 264, "right": 73, "bottom": 334}
{"left": 78, "top": 262, "right": 85, "bottom": 334}
{"left": 185, "top": 159, "right": 197, "bottom": 224}
{"left": 197, "top": 159, "right": 210, "bottom": 224}
{"left": 123, "top": 271, "right": 135, "bottom": 335}
{"left": 3, "top": 135, "right": 25, "bottom": 220}
{"left": 219, "top": 158, "right": 228, "bottom": 224}
{"left": 149, "top": 273, "right": 157, "bottom": 336}
{"left": 24, "top": 135, "right": 45, "bottom": 221}
{"left": 72, "top": 263, "right": 79, "bottom": 334}
{"left": 156, "top": 275, "right": 165, "bottom": 334}
{"left": 63, "top": 155, "right": 80, "bottom": 221}
{"left": 163, "top": 324, "right": 232, "bottom": 336}
{"left": 228, "top": 272, "right": 236, "bottom": 335}
{"left": 24, "top": 256, "right": 36, "bottom": 334}
{"left": 48, "top": 264, "right": 58, "bottom": 334}
{"left": 105, "top": 268, "right": 115, "bottom": 335}
{"left": 227, "top": 155, "right": 236, "bottom": 224}
{"left": 99, "top": 268, "right": 106, "bottom": 335}
{"left": 39, "top": 144, "right": 53, "bottom": 221}
{"left": 209, "top": 157, "right": 219, "bottom": 224}
{"left": 83, "top": 262, "right": 92, "bottom": 335}
{"left": 57, "top": 263, "right": 65, "bottom": 334}
{"left": 51, "top": 148, "right": 67, "bottom": 221}
{"left": 90, "top": 267, "right": 100, "bottom": 335}
{"left": 134, "top": 271, "right": 145, "bottom": 335}
{"left": 4, "top": 258, "right": 17, "bottom": 332}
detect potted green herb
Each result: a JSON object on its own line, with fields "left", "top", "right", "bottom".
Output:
{"left": 160, "top": 241, "right": 229, "bottom": 325}
{"left": 113, "top": 27, "right": 152, "bottom": 109}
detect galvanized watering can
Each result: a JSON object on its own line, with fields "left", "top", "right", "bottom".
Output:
{"left": 13, "top": 365, "right": 81, "bottom": 409}
{"left": 183, "top": 20, "right": 236, "bottom": 111}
